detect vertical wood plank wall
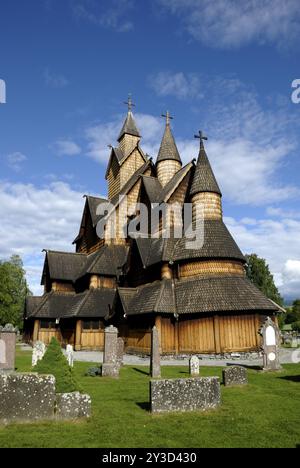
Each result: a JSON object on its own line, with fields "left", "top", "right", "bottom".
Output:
{"left": 81, "top": 330, "right": 104, "bottom": 350}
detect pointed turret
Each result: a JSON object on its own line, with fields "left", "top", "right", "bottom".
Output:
{"left": 118, "top": 110, "right": 141, "bottom": 142}
{"left": 190, "top": 132, "right": 222, "bottom": 220}
{"left": 156, "top": 112, "right": 182, "bottom": 187}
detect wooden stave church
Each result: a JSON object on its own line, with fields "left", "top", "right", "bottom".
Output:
{"left": 24, "top": 103, "right": 282, "bottom": 354}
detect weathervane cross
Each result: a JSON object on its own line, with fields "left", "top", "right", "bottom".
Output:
{"left": 161, "top": 111, "right": 173, "bottom": 125}
{"left": 124, "top": 94, "right": 135, "bottom": 112}
{"left": 194, "top": 130, "right": 208, "bottom": 146}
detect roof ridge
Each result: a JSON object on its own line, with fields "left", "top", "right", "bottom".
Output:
{"left": 73, "top": 289, "right": 92, "bottom": 317}
{"left": 162, "top": 161, "right": 193, "bottom": 202}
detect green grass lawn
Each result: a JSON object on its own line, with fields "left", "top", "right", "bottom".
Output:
{"left": 0, "top": 347, "right": 300, "bottom": 448}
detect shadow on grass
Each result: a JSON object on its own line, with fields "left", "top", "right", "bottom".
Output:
{"left": 136, "top": 401, "right": 150, "bottom": 412}
{"left": 132, "top": 367, "right": 150, "bottom": 376}
{"left": 235, "top": 365, "right": 262, "bottom": 371}
{"left": 278, "top": 375, "right": 300, "bottom": 383}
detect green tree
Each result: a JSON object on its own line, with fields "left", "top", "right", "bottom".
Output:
{"left": 245, "top": 254, "right": 283, "bottom": 306}
{"left": 0, "top": 255, "right": 31, "bottom": 329}
{"left": 35, "top": 337, "right": 80, "bottom": 393}
{"left": 285, "top": 299, "right": 300, "bottom": 330}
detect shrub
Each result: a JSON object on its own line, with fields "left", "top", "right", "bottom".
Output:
{"left": 34, "top": 337, "right": 80, "bottom": 393}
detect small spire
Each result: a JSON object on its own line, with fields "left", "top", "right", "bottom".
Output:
{"left": 190, "top": 132, "right": 221, "bottom": 197}
{"left": 117, "top": 94, "right": 140, "bottom": 142}
{"left": 162, "top": 111, "right": 173, "bottom": 126}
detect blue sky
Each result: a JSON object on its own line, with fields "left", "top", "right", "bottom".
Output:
{"left": 0, "top": 0, "right": 300, "bottom": 301}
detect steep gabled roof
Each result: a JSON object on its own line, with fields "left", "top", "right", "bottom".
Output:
{"left": 160, "top": 162, "right": 193, "bottom": 202}
{"left": 118, "top": 111, "right": 141, "bottom": 141}
{"left": 105, "top": 145, "right": 148, "bottom": 179}
{"left": 157, "top": 124, "right": 182, "bottom": 164}
{"left": 41, "top": 251, "right": 87, "bottom": 284}
{"left": 141, "top": 176, "right": 162, "bottom": 203}
{"left": 80, "top": 245, "right": 129, "bottom": 278}
{"left": 73, "top": 195, "right": 108, "bottom": 244}
{"left": 190, "top": 142, "right": 221, "bottom": 196}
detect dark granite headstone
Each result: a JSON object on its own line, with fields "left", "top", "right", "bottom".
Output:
{"left": 150, "top": 377, "right": 221, "bottom": 413}
{"left": 223, "top": 366, "right": 248, "bottom": 386}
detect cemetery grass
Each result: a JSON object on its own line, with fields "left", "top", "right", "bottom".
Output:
{"left": 0, "top": 348, "right": 300, "bottom": 448}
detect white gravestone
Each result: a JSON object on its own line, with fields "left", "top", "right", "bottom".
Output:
{"left": 189, "top": 356, "right": 200, "bottom": 376}
{"left": 66, "top": 344, "right": 74, "bottom": 367}
{"left": 260, "top": 317, "right": 281, "bottom": 371}
{"left": 32, "top": 341, "right": 46, "bottom": 367}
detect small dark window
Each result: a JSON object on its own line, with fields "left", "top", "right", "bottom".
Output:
{"left": 40, "top": 320, "right": 56, "bottom": 329}
{"left": 91, "top": 320, "right": 100, "bottom": 330}
{"left": 82, "top": 320, "right": 92, "bottom": 330}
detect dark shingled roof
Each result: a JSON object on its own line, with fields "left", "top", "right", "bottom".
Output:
{"left": 42, "top": 251, "right": 87, "bottom": 284}
{"left": 118, "top": 111, "right": 140, "bottom": 141}
{"left": 119, "top": 276, "right": 279, "bottom": 316}
{"left": 87, "top": 195, "right": 108, "bottom": 227}
{"left": 172, "top": 220, "right": 246, "bottom": 263}
{"left": 25, "top": 296, "right": 44, "bottom": 318}
{"left": 141, "top": 176, "right": 162, "bottom": 203}
{"left": 157, "top": 124, "right": 182, "bottom": 164}
{"left": 160, "top": 162, "right": 193, "bottom": 202}
{"left": 190, "top": 142, "right": 221, "bottom": 196}
{"left": 27, "top": 288, "right": 116, "bottom": 319}
{"left": 134, "top": 220, "right": 245, "bottom": 267}
{"left": 82, "top": 245, "right": 129, "bottom": 278}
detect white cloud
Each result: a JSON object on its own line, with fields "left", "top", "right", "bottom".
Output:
{"left": 148, "top": 72, "right": 203, "bottom": 100}
{"left": 44, "top": 68, "right": 69, "bottom": 88}
{"left": 266, "top": 207, "right": 300, "bottom": 219}
{"left": 72, "top": 0, "right": 134, "bottom": 32}
{"left": 225, "top": 215, "right": 300, "bottom": 301}
{"left": 0, "top": 181, "right": 85, "bottom": 294}
{"left": 6, "top": 152, "right": 27, "bottom": 172}
{"left": 158, "top": 0, "right": 300, "bottom": 50}
{"left": 53, "top": 139, "right": 82, "bottom": 156}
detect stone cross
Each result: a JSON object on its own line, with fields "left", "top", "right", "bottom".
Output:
{"left": 32, "top": 341, "right": 46, "bottom": 367}
{"left": 150, "top": 326, "right": 161, "bottom": 378}
{"left": 102, "top": 325, "right": 119, "bottom": 378}
{"left": 260, "top": 317, "right": 281, "bottom": 371}
{"left": 66, "top": 344, "right": 74, "bottom": 367}
{"left": 0, "top": 324, "right": 17, "bottom": 371}
{"left": 189, "top": 355, "right": 200, "bottom": 376}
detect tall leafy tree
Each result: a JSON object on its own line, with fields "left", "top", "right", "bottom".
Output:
{"left": 0, "top": 255, "right": 31, "bottom": 329}
{"left": 245, "top": 254, "right": 283, "bottom": 306}
{"left": 285, "top": 299, "right": 300, "bottom": 330}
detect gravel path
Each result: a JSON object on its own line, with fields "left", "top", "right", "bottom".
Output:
{"left": 19, "top": 344, "right": 299, "bottom": 366}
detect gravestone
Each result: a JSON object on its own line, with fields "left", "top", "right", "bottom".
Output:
{"left": 66, "top": 344, "right": 74, "bottom": 367}
{"left": 150, "top": 377, "right": 221, "bottom": 413}
{"left": 117, "top": 337, "right": 124, "bottom": 368}
{"left": 150, "top": 326, "right": 161, "bottom": 378}
{"left": 102, "top": 325, "right": 119, "bottom": 377}
{"left": 189, "top": 356, "right": 200, "bottom": 376}
{"left": 223, "top": 366, "right": 248, "bottom": 386}
{"left": 32, "top": 341, "right": 46, "bottom": 367}
{"left": 260, "top": 317, "right": 281, "bottom": 371}
{"left": 0, "top": 324, "right": 17, "bottom": 371}
{"left": 56, "top": 392, "right": 91, "bottom": 420}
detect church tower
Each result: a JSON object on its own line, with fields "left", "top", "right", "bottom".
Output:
{"left": 190, "top": 132, "right": 222, "bottom": 222}
{"left": 106, "top": 96, "right": 147, "bottom": 200}
{"left": 156, "top": 112, "right": 182, "bottom": 187}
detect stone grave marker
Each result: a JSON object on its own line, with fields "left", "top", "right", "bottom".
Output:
{"left": 66, "top": 344, "right": 74, "bottom": 367}
{"left": 117, "top": 337, "right": 124, "bottom": 368}
{"left": 0, "top": 324, "right": 17, "bottom": 371}
{"left": 32, "top": 341, "right": 46, "bottom": 367}
{"left": 102, "top": 325, "right": 119, "bottom": 377}
{"left": 150, "top": 326, "right": 161, "bottom": 378}
{"left": 189, "top": 355, "right": 200, "bottom": 376}
{"left": 222, "top": 366, "right": 248, "bottom": 386}
{"left": 260, "top": 317, "right": 281, "bottom": 371}
{"left": 150, "top": 377, "right": 221, "bottom": 413}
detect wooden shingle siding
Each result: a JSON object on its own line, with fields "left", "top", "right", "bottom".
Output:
{"left": 157, "top": 160, "right": 182, "bottom": 187}
{"left": 180, "top": 260, "right": 245, "bottom": 278}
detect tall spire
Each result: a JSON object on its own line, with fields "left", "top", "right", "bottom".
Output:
{"left": 190, "top": 131, "right": 221, "bottom": 196}
{"left": 156, "top": 112, "right": 182, "bottom": 164}
{"left": 117, "top": 94, "right": 141, "bottom": 142}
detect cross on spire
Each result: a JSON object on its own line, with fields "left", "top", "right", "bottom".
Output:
{"left": 161, "top": 111, "right": 173, "bottom": 126}
{"left": 124, "top": 94, "right": 135, "bottom": 112}
{"left": 194, "top": 130, "right": 208, "bottom": 147}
